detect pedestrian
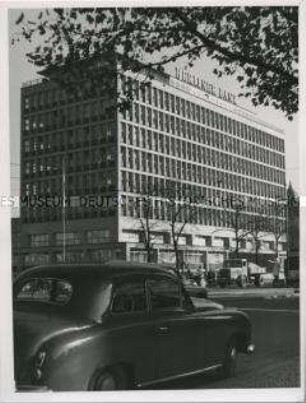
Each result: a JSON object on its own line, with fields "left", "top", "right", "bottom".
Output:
{"left": 273, "top": 258, "right": 280, "bottom": 286}
{"left": 194, "top": 267, "right": 203, "bottom": 286}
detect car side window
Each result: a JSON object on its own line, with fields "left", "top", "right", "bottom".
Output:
{"left": 148, "top": 277, "right": 181, "bottom": 311}
{"left": 112, "top": 278, "right": 146, "bottom": 314}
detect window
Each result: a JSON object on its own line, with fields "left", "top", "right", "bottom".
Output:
{"left": 148, "top": 277, "right": 182, "bottom": 311}
{"left": 140, "top": 85, "right": 146, "bottom": 103}
{"left": 153, "top": 88, "right": 158, "bottom": 107}
{"left": 24, "top": 253, "right": 50, "bottom": 265}
{"left": 30, "top": 233, "right": 50, "bottom": 247}
{"left": 24, "top": 140, "right": 30, "bottom": 153}
{"left": 16, "top": 278, "right": 73, "bottom": 305}
{"left": 86, "top": 229, "right": 110, "bottom": 243}
{"left": 165, "top": 92, "right": 169, "bottom": 111}
{"left": 158, "top": 90, "right": 164, "bottom": 109}
{"left": 55, "top": 232, "right": 81, "bottom": 246}
{"left": 176, "top": 97, "right": 181, "bottom": 115}
{"left": 24, "top": 96, "right": 30, "bottom": 110}
{"left": 24, "top": 118, "right": 30, "bottom": 132}
{"left": 112, "top": 278, "right": 146, "bottom": 313}
{"left": 170, "top": 95, "right": 175, "bottom": 113}
{"left": 121, "top": 123, "right": 126, "bottom": 143}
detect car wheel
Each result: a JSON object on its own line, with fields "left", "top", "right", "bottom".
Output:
{"left": 222, "top": 338, "right": 238, "bottom": 378}
{"left": 89, "top": 367, "right": 128, "bottom": 391}
{"left": 254, "top": 274, "right": 261, "bottom": 287}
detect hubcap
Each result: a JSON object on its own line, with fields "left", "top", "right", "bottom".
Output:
{"left": 96, "top": 373, "right": 117, "bottom": 390}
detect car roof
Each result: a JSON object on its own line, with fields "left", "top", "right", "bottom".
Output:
{"left": 16, "top": 260, "right": 175, "bottom": 281}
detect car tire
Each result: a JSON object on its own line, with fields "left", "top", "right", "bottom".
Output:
{"left": 89, "top": 367, "right": 128, "bottom": 391}
{"left": 254, "top": 274, "right": 261, "bottom": 287}
{"left": 222, "top": 338, "right": 238, "bottom": 378}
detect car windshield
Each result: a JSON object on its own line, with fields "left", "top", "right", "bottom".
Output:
{"left": 16, "top": 278, "right": 73, "bottom": 305}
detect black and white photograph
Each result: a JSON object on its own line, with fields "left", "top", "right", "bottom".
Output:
{"left": 0, "top": 2, "right": 304, "bottom": 401}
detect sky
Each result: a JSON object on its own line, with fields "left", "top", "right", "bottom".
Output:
{"left": 8, "top": 8, "right": 300, "bottom": 210}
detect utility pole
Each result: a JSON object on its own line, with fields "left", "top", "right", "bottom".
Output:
{"left": 62, "top": 156, "right": 66, "bottom": 262}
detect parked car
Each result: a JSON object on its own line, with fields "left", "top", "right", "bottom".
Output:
{"left": 14, "top": 261, "right": 255, "bottom": 391}
{"left": 258, "top": 273, "right": 275, "bottom": 287}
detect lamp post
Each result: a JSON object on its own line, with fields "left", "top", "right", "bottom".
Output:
{"left": 51, "top": 156, "right": 66, "bottom": 263}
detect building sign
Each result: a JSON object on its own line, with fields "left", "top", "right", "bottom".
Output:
{"left": 175, "top": 68, "right": 237, "bottom": 105}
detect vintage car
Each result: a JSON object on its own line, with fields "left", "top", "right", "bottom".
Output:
{"left": 13, "top": 261, "right": 255, "bottom": 391}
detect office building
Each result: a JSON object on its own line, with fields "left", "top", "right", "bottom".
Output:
{"left": 18, "top": 56, "right": 287, "bottom": 271}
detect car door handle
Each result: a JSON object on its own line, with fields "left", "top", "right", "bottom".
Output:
{"left": 155, "top": 326, "right": 169, "bottom": 335}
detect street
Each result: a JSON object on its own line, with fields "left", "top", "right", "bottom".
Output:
{"left": 150, "top": 288, "right": 300, "bottom": 389}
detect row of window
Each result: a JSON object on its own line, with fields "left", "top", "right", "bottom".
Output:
{"left": 22, "top": 123, "right": 116, "bottom": 154}
{"left": 120, "top": 175, "right": 286, "bottom": 214}
{"left": 23, "top": 116, "right": 114, "bottom": 140}
{"left": 122, "top": 78, "right": 284, "bottom": 151}
{"left": 120, "top": 195, "right": 286, "bottom": 230}
{"left": 22, "top": 205, "right": 116, "bottom": 223}
{"left": 122, "top": 169, "right": 284, "bottom": 199}
{"left": 21, "top": 189, "right": 286, "bottom": 226}
{"left": 121, "top": 147, "right": 285, "bottom": 186}
{"left": 23, "top": 84, "right": 113, "bottom": 116}
{"left": 29, "top": 230, "right": 111, "bottom": 247}
{"left": 22, "top": 247, "right": 123, "bottom": 266}
{"left": 23, "top": 147, "right": 116, "bottom": 177}
{"left": 22, "top": 77, "right": 284, "bottom": 154}
{"left": 23, "top": 169, "right": 116, "bottom": 196}
{"left": 121, "top": 123, "right": 284, "bottom": 168}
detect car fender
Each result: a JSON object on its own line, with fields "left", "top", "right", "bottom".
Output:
{"left": 224, "top": 309, "right": 252, "bottom": 352}
{"left": 37, "top": 324, "right": 117, "bottom": 391}
{"left": 197, "top": 308, "right": 252, "bottom": 353}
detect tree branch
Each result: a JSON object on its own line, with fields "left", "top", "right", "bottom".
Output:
{"left": 172, "top": 8, "right": 298, "bottom": 85}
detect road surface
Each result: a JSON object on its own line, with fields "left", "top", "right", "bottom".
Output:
{"left": 150, "top": 289, "right": 300, "bottom": 389}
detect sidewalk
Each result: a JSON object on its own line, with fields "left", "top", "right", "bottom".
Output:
{"left": 208, "top": 287, "right": 299, "bottom": 299}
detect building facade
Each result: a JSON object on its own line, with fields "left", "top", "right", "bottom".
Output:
{"left": 18, "top": 58, "right": 287, "bottom": 272}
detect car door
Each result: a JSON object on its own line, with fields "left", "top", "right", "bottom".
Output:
{"left": 147, "top": 274, "right": 197, "bottom": 381}
{"left": 190, "top": 308, "right": 233, "bottom": 370}
{"left": 105, "top": 274, "right": 157, "bottom": 385}
{"left": 177, "top": 285, "right": 225, "bottom": 371}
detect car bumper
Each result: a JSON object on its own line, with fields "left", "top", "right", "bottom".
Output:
{"left": 16, "top": 384, "right": 50, "bottom": 392}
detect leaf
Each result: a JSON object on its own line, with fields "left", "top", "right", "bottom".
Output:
{"left": 38, "top": 24, "right": 46, "bottom": 35}
{"left": 15, "top": 12, "right": 24, "bottom": 25}
{"left": 86, "top": 14, "right": 94, "bottom": 24}
{"left": 13, "top": 6, "right": 297, "bottom": 120}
